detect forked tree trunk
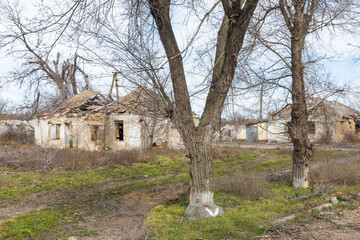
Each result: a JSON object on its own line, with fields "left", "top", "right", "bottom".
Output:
{"left": 148, "top": 0, "right": 258, "bottom": 218}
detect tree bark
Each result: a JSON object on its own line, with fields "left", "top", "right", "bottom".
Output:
{"left": 283, "top": 1, "right": 314, "bottom": 188}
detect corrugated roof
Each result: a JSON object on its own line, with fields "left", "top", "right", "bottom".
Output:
{"left": 37, "top": 90, "right": 104, "bottom": 116}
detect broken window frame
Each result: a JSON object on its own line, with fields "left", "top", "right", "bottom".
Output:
{"left": 115, "top": 120, "right": 124, "bottom": 141}
{"left": 50, "top": 124, "right": 61, "bottom": 140}
{"left": 90, "top": 125, "right": 99, "bottom": 142}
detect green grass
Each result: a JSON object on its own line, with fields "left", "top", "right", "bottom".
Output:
{"left": 0, "top": 205, "right": 97, "bottom": 239}
{"left": 0, "top": 174, "right": 190, "bottom": 239}
{"left": 1, "top": 147, "right": 360, "bottom": 239}
{"left": 146, "top": 183, "right": 325, "bottom": 240}
{"left": 0, "top": 154, "right": 190, "bottom": 205}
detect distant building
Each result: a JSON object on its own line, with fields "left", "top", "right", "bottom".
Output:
{"left": 268, "top": 98, "right": 360, "bottom": 143}
{"left": 213, "top": 99, "right": 360, "bottom": 143}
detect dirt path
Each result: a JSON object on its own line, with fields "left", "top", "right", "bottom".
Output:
{"left": 0, "top": 173, "right": 180, "bottom": 220}
{"left": 79, "top": 183, "right": 189, "bottom": 240}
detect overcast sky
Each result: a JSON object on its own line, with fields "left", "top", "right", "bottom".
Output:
{"left": 0, "top": 0, "right": 359, "bottom": 116}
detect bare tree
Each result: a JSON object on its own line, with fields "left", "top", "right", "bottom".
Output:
{"left": 0, "top": 2, "right": 89, "bottom": 102}
{"left": 144, "top": 0, "right": 259, "bottom": 218}
{"left": 0, "top": 99, "right": 6, "bottom": 114}
{"left": 228, "top": 0, "right": 358, "bottom": 188}
{"left": 278, "top": 0, "right": 358, "bottom": 188}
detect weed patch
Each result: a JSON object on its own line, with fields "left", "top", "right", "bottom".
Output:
{"left": 146, "top": 183, "right": 324, "bottom": 240}
{"left": 216, "top": 174, "right": 268, "bottom": 200}
{"left": 0, "top": 205, "right": 96, "bottom": 239}
{"left": 311, "top": 160, "right": 360, "bottom": 186}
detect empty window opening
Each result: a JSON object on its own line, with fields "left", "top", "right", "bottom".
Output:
{"left": 356, "top": 122, "right": 360, "bottom": 133}
{"left": 115, "top": 121, "right": 124, "bottom": 141}
{"left": 50, "top": 124, "right": 61, "bottom": 140}
{"left": 90, "top": 125, "right": 99, "bottom": 141}
{"left": 308, "top": 121, "right": 315, "bottom": 134}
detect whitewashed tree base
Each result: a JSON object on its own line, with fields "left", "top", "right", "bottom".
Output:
{"left": 184, "top": 203, "right": 225, "bottom": 219}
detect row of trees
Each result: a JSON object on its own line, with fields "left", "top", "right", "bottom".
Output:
{"left": 0, "top": 0, "right": 359, "bottom": 218}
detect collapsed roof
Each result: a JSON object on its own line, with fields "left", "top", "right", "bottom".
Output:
{"left": 37, "top": 90, "right": 106, "bottom": 116}
{"left": 37, "top": 87, "right": 167, "bottom": 117}
{"left": 105, "top": 87, "right": 166, "bottom": 115}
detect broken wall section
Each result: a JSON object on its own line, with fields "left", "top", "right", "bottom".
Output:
{"left": 0, "top": 120, "right": 34, "bottom": 144}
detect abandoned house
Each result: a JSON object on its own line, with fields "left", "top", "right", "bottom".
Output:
{"left": 267, "top": 98, "right": 360, "bottom": 143}
{"left": 32, "top": 88, "right": 192, "bottom": 151}
{"left": 213, "top": 99, "right": 360, "bottom": 143}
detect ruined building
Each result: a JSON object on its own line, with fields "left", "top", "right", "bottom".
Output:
{"left": 33, "top": 88, "right": 191, "bottom": 150}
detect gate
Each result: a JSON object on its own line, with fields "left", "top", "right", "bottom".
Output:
{"left": 246, "top": 126, "right": 258, "bottom": 142}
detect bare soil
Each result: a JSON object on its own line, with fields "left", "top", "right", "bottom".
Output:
{"left": 80, "top": 183, "right": 189, "bottom": 240}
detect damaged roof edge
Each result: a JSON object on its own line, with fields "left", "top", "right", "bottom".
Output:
{"left": 36, "top": 87, "right": 168, "bottom": 118}
{"left": 37, "top": 90, "right": 103, "bottom": 117}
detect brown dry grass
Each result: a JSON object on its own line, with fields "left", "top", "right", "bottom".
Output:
{"left": 51, "top": 148, "right": 141, "bottom": 170}
{"left": 216, "top": 174, "right": 268, "bottom": 199}
{"left": 311, "top": 160, "right": 360, "bottom": 186}
{"left": 0, "top": 129, "right": 34, "bottom": 145}
{"left": 343, "top": 131, "right": 359, "bottom": 143}
{"left": 0, "top": 144, "right": 187, "bottom": 171}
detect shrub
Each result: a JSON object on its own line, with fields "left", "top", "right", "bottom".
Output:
{"left": 316, "top": 129, "right": 333, "bottom": 144}
{"left": 0, "top": 127, "right": 34, "bottom": 145}
{"left": 266, "top": 171, "right": 292, "bottom": 184}
{"left": 343, "top": 131, "right": 358, "bottom": 143}
{"left": 0, "top": 146, "right": 142, "bottom": 171}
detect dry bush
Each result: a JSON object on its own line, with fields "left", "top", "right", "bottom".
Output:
{"left": 211, "top": 147, "right": 238, "bottom": 160}
{"left": 311, "top": 160, "right": 360, "bottom": 186}
{"left": 0, "top": 144, "right": 188, "bottom": 171}
{"left": 316, "top": 130, "right": 333, "bottom": 144}
{"left": 51, "top": 147, "right": 186, "bottom": 170}
{"left": 0, "top": 146, "right": 58, "bottom": 171}
{"left": 343, "top": 131, "right": 358, "bottom": 143}
{"left": 0, "top": 146, "right": 142, "bottom": 171}
{"left": 211, "top": 147, "right": 257, "bottom": 160}
{"left": 266, "top": 172, "right": 292, "bottom": 184}
{"left": 52, "top": 149, "right": 141, "bottom": 170}
{"left": 217, "top": 174, "right": 267, "bottom": 199}
{"left": 0, "top": 128, "right": 34, "bottom": 145}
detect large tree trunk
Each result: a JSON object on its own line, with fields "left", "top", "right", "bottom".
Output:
{"left": 287, "top": 2, "right": 313, "bottom": 188}
{"left": 148, "top": 0, "right": 258, "bottom": 218}
{"left": 184, "top": 125, "right": 226, "bottom": 219}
